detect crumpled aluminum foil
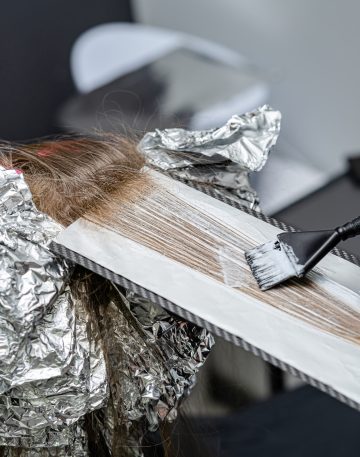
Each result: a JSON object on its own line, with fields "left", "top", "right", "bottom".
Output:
{"left": 126, "top": 290, "right": 214, "bottom": 426}
{"left": 0, "top": 103, "right": 279, "bottom": 454}
{"left": 139, "top": 105, "right": 281, "bottom": 209}
{"left": 0, "top": 168, "right": 107, "bottom": 453}
{"left": 91, "top": 287, "right": 214, "bottom": 456}
{"left": 0, "top": 165, "right": 213, "bottom": 456}
{"left": 1, "top": 422, "right": 89, "bottom": 457}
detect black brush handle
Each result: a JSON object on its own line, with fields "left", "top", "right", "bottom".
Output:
{"left": 336, "top": 216, "right": 360, "bottom": 240}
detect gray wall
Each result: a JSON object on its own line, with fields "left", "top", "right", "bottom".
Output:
{"left": 134, "top": 0, "right": 360, "bottom": 175}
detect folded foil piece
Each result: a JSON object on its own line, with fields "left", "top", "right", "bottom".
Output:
{"left": 126, "top": 290, "right": 214, "bottom": 425}
{"left": 92, "top": 288, "right": 214, "bottom": 456}
{"left": 0, "top": 168, "right": 107, "bottom": 452}
{"left": 1, "top": 103, "right": 276, "bottom": 453}
{"left": 1, "top": 422, "right": 89, "bottom": 457}
{"left": 0, "top": 166, "right": 213, "bottom": 455}
{"left": 139, "top": 105, "right": 281, "bottom": 209}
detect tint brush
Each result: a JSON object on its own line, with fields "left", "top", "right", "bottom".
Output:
{"left": 246, "top": 216, "right": 360, "bottom": 290}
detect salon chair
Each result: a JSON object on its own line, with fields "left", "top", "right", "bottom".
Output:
{"left": 58, "top": 22, "right": 268, "bottom": 135}
{"left": 59, "top": 22, "right": 327, "bottom": 215}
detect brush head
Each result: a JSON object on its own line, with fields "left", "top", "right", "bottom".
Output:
{"left": 245, "top": 239, "right": 303, "bottom": 290}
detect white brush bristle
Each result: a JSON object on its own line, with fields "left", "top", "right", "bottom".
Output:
{"left": 245, "top": 240, "right": 298, "bottom": 290}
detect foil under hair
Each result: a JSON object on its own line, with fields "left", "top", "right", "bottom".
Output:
{"left": 0, "top": 106, "right": 280, "bottom": 455}
{"left": 0, "top": 167, "right": 108, "bottom": 454}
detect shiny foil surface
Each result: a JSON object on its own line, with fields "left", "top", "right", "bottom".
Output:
{"left": 126, "top": 290, "right": 214, "bottom": 427}
{"left": 0, "top": 163, "right": 213, "bottom": 456}
{"left": 102, "top": 291, "right": 214, "bottom": 430}
{"left": 91, "top": 288, "right": 214, "bottom": 456}
{"left": 0, "top": 104, "right": 277, "bottom": 454}
{"left": 1, "top": 422, "right": 89, "bottom": 456}
{"left": 0, "top": 168, "right": 107, "bottom": 453}
{"left": 139, "top": 105, "right": 281, "bottom": 209}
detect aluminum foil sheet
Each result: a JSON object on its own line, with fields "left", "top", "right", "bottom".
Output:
{"left": 139, "top": 105, "right": 281, "bottom": 209}
{"left": 0, "top": 163, "right": 213, "bottom": 456}
{"left": 126, "top": 290, "right": 214, "bottom": 422}
{"left": 0, "top": 104, "right": 272, "bottom": 453}
{"left": 91, "top": 406, "right": 148, "bottom": 457}
{"left": 0, "top": 168, "right": 107, "bottom": 452}
{"left": 92, "top": 287, "right": 214, "bottom": 456}
{"left": 0, "top": 422, "right": 89, "bottom": 456}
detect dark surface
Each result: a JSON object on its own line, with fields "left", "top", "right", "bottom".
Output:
{"left": 349, "top": 156, "right": 360, "bottom": 184}
{"left": 275, "top": 173, "right": 360, "bottom": 257}
{"left": 0, "top": 1, "right": 133, "bottom": 141}
{"left": 176, "top": 386, "right": 360, "bottom": 457}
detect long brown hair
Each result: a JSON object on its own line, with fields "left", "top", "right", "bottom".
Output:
{"left": 3, "top": 134, "right": 358, "bottom": 456}
{"left": 0, "top": 135, "right": 168, "bottom": 457}
{"left": 1, "top": 134, "right": 145, "bottom": 226}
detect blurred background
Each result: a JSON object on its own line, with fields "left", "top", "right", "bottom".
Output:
{"left": 2, "top": 1, "right": 360, "bottom": 455}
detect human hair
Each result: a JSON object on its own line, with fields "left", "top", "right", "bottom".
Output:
{"left": 0, "top": 134, "right": 146, "bottom": 226}
{"left": 0, "top": 133, "right": 358, "bottom": 457}
{"left": 0, "top": 135, "right": 191, "bottom": 457}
